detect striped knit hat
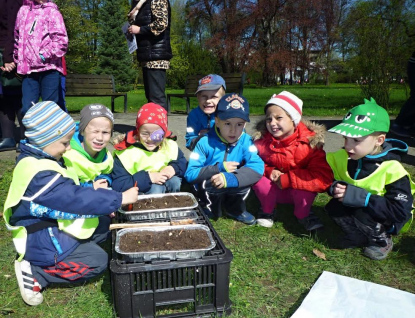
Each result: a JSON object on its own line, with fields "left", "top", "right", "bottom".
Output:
{"left": 265, "top": 91, "right": 303, "bottom": 126}
{"left": 23, "top": 101, "right": 76, "bottom": 148}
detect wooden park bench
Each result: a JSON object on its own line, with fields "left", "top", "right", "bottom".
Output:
{"left": 166, "top": 73, "right": 246, "bottom": 114}
{"left": 65, "top": 74, "right": 128, "bottom": 113}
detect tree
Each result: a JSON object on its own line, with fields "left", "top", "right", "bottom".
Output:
{"left": 95, "top": 0, "right": 136, "bottom": 91}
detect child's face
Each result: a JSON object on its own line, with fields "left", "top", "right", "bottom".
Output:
{"left": 197, "top": 87, "right": 225, "bottom": 115}
{"left": 42, "top": 129, "right": 75, "bottom": 161}
{"left": 138, "top": 123, "right": 164, "bottom": 151}
{"left": 81, "top": 117, "right": 112, "bottom": 158}
{"left": 215, "top": 117, "right": 246, "bottom": 144}
{"left": 265, "top": 105, "right": 295, "bottom": 140}
{"left": 343, "top": 134, "right": 385, "bottom": 160}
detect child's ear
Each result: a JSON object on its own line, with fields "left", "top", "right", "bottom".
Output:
{"left": 376, "top": 134, "right": 386, "bottom": 146}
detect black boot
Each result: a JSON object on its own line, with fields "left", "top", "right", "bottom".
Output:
{"left": 0, "top": 138, "right": 16, "bottom": 151}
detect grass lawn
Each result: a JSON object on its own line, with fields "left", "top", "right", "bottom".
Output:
{"left": 66, "top": 83, "right": 409, "bottom": 117}
{"left": 1, "top": 85, "right": 414, "bottom": 317}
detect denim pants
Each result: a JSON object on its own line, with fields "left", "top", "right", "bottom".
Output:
{"left": 252, "top": 176, "right": 317, "bottom": 219}
{"left": 21, "top": 70, "right": 61, "bottom": 116}
{"left": 145, "top": 176, "right": 182, "bottom": 194}
{"left": 31, "top": 216, "right": 111, "bottom": 288}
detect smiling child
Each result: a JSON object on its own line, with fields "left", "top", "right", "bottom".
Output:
{"left": 111, "top": 103, "right": 187, "bottom": 194}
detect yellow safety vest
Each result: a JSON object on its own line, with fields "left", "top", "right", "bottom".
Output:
{"left": 327, "top": 149, "right": 415, "bottom": 231}
{"left": 3, "top": 157, "right": 99, "bottom": 260}
{"left": 114, "top": 139, "right": 179, "bottom": 175}
{"left": 63, "top": 148, "right": 113, "bottom": 183}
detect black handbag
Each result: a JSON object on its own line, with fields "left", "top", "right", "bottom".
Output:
{"left": 0, "top": 49, "right": 22, "bottom": 87}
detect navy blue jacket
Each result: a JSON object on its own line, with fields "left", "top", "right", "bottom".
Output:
{"left": 111, "top": 141, "right": 187, "bottom": 193}
{"left": 10, "top": 141, "right": 122, "bottom": 266}
{"left": 328, "top": 139, "right": 413, "bottom": 233}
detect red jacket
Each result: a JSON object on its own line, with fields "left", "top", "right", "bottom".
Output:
{"left": 253, "top": 120, "right": 333, "bottom": 192}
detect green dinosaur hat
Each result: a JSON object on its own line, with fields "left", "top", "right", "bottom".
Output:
{"left": 328, "top": 98, "right": 390, "bottom": 137}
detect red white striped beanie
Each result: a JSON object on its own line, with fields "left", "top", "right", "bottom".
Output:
{"left": 23, "top": 101, "right": 76, "bottom": 149}
{"left": 265, "top": 91, "right": 303, "bottom": 126}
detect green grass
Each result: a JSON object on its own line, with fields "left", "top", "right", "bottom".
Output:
{"left": 1, "top": 158, "right": 415, "bottom": 317}
{"left": 69, "top": 84, "right": 409, "bottom": 117}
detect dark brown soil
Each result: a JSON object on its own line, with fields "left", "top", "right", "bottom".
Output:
{"left": 128, "top": 195, "right": 194, "bottom": 211}
{"left": 118, "top": 229, "right": 212, "bottom": 252}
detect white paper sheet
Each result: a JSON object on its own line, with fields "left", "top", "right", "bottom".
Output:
{"left": 121, "top": 22, "right": 137, "bottom": 54}
{"left": 291, "top": 271, "right": 415, "bottom": 318}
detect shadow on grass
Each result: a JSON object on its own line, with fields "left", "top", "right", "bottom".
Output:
{"left": 394, "top": 235, "right": 415, "bottom": 264}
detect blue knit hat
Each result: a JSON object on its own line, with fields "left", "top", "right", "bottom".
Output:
{"left": 23, "top": 101, "right": 76, "bottom": 148}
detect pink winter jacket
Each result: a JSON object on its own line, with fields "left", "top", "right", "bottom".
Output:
{"left": 13, "top": 0, "right": 68, "bottom": 75}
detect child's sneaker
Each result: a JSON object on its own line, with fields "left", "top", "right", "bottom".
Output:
{"left": 298, "top": 211, "right": 324, "bottom": 231}
{"left": 363, "top": 236, "right": 393, "bottom": 260}
{"left": 226, "top": 211, "right": 256, "bottom": 225}
{"left": 15, "top": 260, "right": 43, "bottom": 306}
{"left": 256, "top": 213, "right": 274, "bottom": 228}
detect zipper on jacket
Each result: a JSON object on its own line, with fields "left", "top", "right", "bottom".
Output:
{"left": 48, "top": 227, "right": 63, "bottom": 258}
{"left": 353, "top": 159, "right": 362, "bottom": 180}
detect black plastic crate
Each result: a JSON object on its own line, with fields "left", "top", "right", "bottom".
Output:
{"left": 111, "top": 207, "right": 233, "bottom": 318}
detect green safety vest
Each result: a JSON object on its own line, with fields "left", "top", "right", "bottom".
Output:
{"left": 3, "top": 157, "right": 99, "bottom": 261}
{"left": 63, "top": 148, "right": 113, "bottom": 183}
{"left": 327, "top": 149, "right": 415, "bottom": 232}
{"left": 114, "top": 139, "right": 179, "bottom": 175}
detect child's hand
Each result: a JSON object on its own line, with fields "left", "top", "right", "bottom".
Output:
{"left": 121, "top": 186, "right": 139, "bottom": 205}
{"left": 160, "top": 166, "right": 175, "bottom": 179}
{"left": 270, "top": 169, "right": 283, "bottom": 183}
{"left": 224, "top": 161, "right": 239, "bottom": 173}
{"left": 333, "top": 183, "right": 347, "bottom": 201}
{"left": 149, "top": 172, "right": 168, "bottom": 185}
{"left": 211, "top": 174, "right": 225, "bottom": 189}
{"left": 93, "top": 179, "right": 108, "bottom": 190}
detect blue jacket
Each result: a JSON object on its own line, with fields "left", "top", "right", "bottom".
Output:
{"left": 10, "top": 141, "right": 122, "bottom": 266}
{"left": 185, "top": 126, "right": 264, "bottom": 189}
{"left": 185, "top": 107, "right": 215, "bottom": 150}
{"left": 111, "top": 140, "right": 187, "bottom": 193}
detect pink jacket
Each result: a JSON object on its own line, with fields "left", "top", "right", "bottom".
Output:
{"left": 13, "top": 0, "right": 68, "bottom": 75}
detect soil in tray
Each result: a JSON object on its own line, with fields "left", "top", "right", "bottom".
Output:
{"left": 118, "top": 229, "right": 211, "bottom": 252}
{"left": 128, "top": 195, "right": 194, "bottom": 211}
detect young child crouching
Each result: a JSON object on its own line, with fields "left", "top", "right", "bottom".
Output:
{"left": 3, "top": 101, "right": 138, "bottom": 306}
{"left": 111, "top": 103, "right": 187, "bottom": 194}
{"left": 326, "top": 98, "right": 414, "bottom": 260}
{"left": 252, "top": 91, "right": 333, "bottom": 230}
{"left": 63, "top": 104, "right": 115, "bottom": 189}
{"left": 185, "top": 93, "right": 264, "bottom": 225}
{"left": 185, "top": 74, "right": 226, "bottom": 150}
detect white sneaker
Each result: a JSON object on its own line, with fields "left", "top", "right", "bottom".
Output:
{"left": 257, "top": 218, "right": 274, "bottom": 228}
{"left": 14, "top": 260, "right": 43, "bottom": 306}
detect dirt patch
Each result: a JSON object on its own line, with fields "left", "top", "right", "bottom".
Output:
{"left": 128, "top": 195, "right": 195, "bottom": 211}
{"left": 118, "top": 228, "right": 212, "bottom": 252}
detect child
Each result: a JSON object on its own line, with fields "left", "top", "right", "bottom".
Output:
{"left": 185, "top": 93, "right": 264, "bottom": 225}
{"left": 13, "top": 0, "right": 68, "bottom": 116}
{"left": 63, "top": 104, "right": 115, "bottom": 188}
{"left": 326, "top": 98, "right": 414, "bottom": 260}
{"left": 252, "top": 91, "right": 333, "bottom": 229}
{"left": 185, "top": 74, "right": 226, "bottom": 150}
{"left": 112, "top": 102, "right": 187, "bottom": 194}
{"left": 3, "top": 101, "right": 138, "bottom": 306}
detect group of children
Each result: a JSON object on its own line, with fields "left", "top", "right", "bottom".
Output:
{"left": 3, "top": 74, "right": 414, "bottom": 306}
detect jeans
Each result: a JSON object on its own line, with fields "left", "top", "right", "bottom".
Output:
{"left": 21, "top": 70, "right": 61, "bottom": 116}
{"left": 145, "top": 176, "right": 182, "bottom": 194}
